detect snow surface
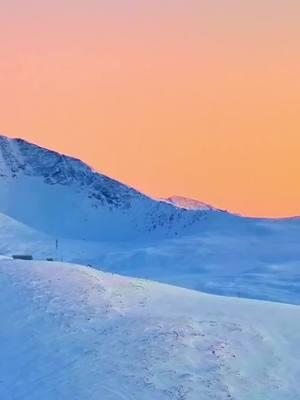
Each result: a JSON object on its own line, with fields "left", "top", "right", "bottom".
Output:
{"left": 0, "top": 259, "right": 299, "bottom": 400}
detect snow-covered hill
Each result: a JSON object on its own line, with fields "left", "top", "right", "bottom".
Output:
{"left": 0, "top": 135, "right": 218, "bottom": 241}
{"left": 0, "top": 259, "right": 299, "bottom": 400}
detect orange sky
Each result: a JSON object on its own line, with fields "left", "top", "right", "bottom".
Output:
{"left": 1, "top": 0, "right": 300, "bottom": 217}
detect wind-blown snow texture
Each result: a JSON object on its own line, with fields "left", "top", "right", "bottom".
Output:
{"left": 0, "top": 135, "right": 300, "bottom": 305}
{"left": 0, "top": 260, "right": 299, "bottom": 400}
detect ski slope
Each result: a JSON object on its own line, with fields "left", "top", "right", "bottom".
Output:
{"left": 0, "top": 259, "right": 299, "bottom": 400}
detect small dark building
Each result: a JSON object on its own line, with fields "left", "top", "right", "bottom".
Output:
{"left": 12, "top": 255, "right": 33, "bottom": 261}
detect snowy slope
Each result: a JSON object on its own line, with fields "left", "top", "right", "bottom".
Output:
{"left": 0, "top": 259, "right": 299, "bottom": 400}
{"left": 1, "top": 212, "right": 300, "bottom": 305}
{"left": 0, "top": 135, "right": 217, "bottom": 241}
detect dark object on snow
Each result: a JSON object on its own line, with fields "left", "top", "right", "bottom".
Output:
{"left": 12, "top": 255, "right": 33, "bottom": 261}
{"left": 46, "top": 258, "right": 54, "bottom": 262}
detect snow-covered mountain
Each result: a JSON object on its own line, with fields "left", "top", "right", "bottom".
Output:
{"left": 1, "top": 134, "right": 300, "bottom": 305}
{"left": 1, "top": 136, "right": 299, "bottom": 399}
{"left": 164, "top": 195, "right": 217, "bottom": 211}
{"left": 1, "top": 259, "right": 299, "bottom": 400}
{"left": 0, "top": 135, "right": 219, "bottom": 241}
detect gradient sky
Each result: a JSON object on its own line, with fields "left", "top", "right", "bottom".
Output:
{"left": 1, "top": 0, "right": 300, "bottom": 217}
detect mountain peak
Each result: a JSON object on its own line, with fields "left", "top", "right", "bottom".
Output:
{"left": 164, "top": 195, "right": 215, "bottom": 211}
{"left": 0, "top": 134, "right": 137, "bottom": 198}
{"left": 0, "top": 134, "right": 93, "bottom": 179}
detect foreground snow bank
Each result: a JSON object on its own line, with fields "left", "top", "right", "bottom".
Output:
{"left": 0, "top": 260, "right": 299, "bottom": 400}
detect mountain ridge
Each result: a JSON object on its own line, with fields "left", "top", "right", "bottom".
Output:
{"left": 0, "top": 135, "right": 220, "bottom": 212}
{"left": 0, "top": 134, "right": 221, "bottom": 241}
